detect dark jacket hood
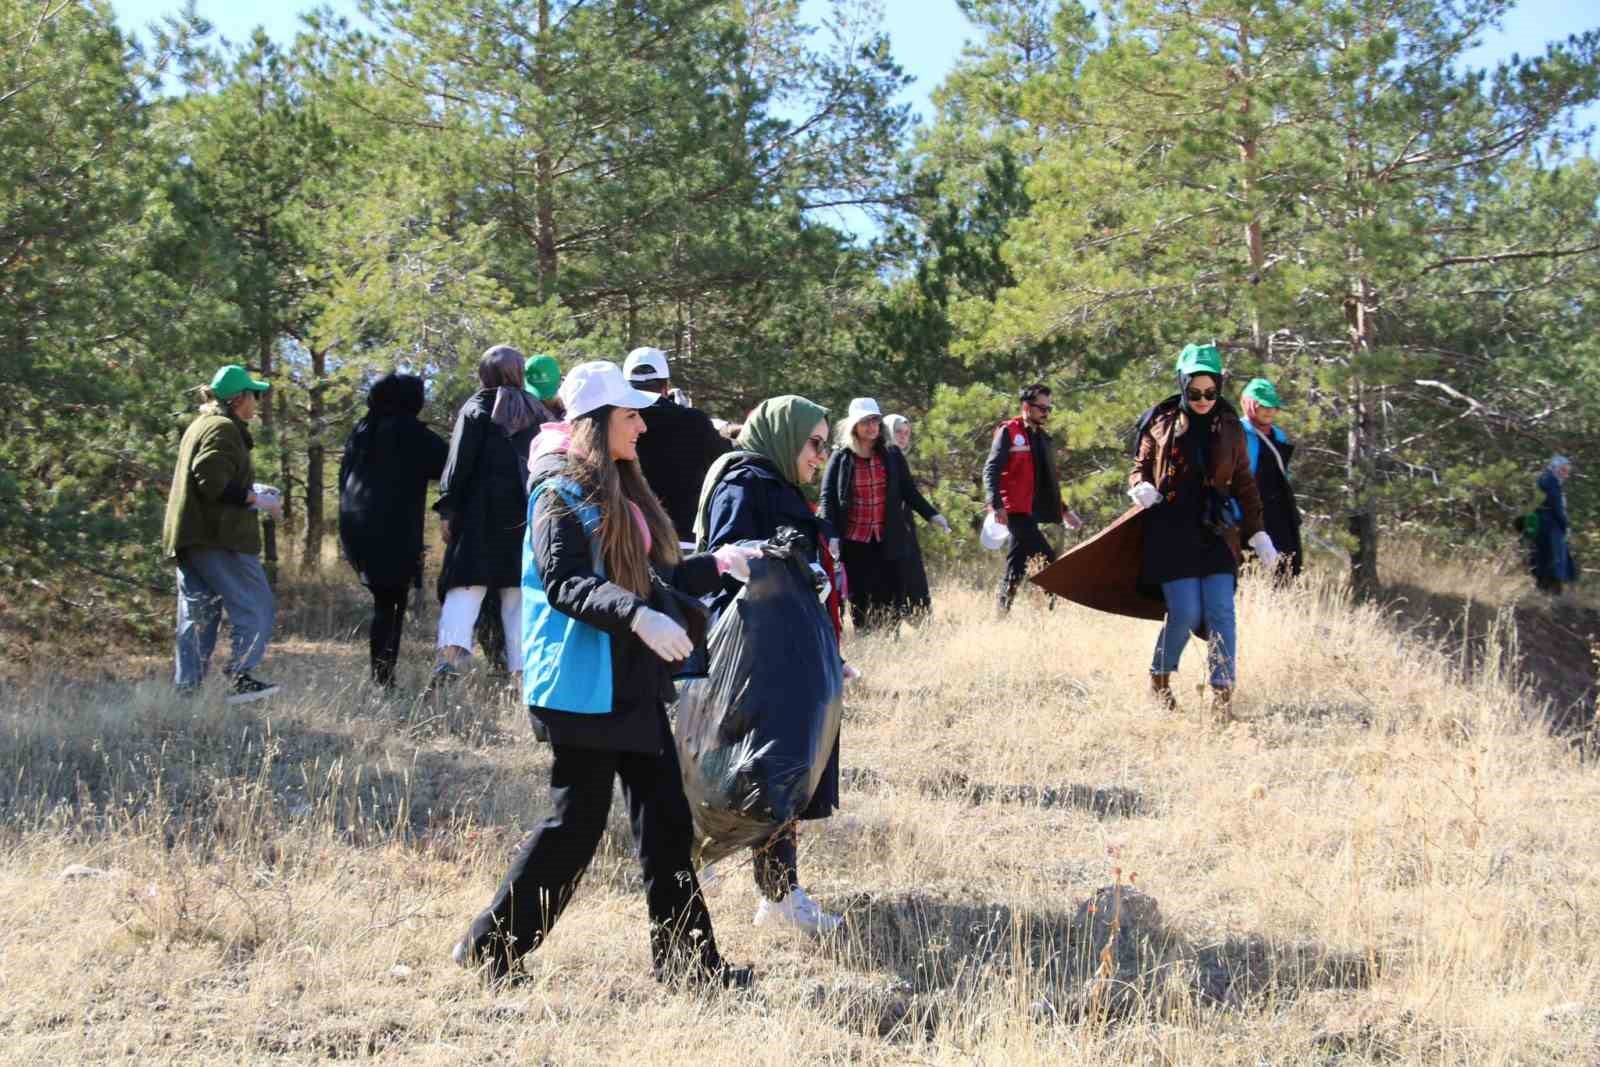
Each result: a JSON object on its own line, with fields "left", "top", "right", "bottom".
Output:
{"left": 368, "top": 373, "right": 425, "bottom": 418}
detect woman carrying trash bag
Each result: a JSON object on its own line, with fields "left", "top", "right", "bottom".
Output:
{"left": 693, "top": 396, "right": 847, "bottom": 936}
{"left": 1128, "top": 343, "right": 1279, "bottom": 721}
{"left": 337, "top": 373, "right": 448, "bottom": 687}
{"left": 454, "top": 361, "right": 757, "bottom": 988}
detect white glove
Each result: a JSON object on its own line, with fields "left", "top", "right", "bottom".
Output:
{"left": 827, "top": 537, "right": 840, "bottom": 560}
{"left": 252, "top": 485, "right": 284, "bottom": 520}
{"left": 842, "top": 662, "right": 862, "bottom": 683}
{"left": 931, "top": 514, "right": 951, "bottom": 534}
{"left": 630, "top": 607, "right": 692, "bottom": 662}
{"left": 1248, "top": 531, "right": 1280, "bottom": 570}
{"left": 712, "top": 544, "right": 761, "bottom": 582}
{"left": 1129, "top": 482, "right": 1161, "bottom": 510}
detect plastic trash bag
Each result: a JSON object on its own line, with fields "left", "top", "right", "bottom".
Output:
{"left": 673, "top": 527, "right": 844, "bottom": 865}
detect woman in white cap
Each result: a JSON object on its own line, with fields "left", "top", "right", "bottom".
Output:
{"left": 455, "top": 361, "right": 758, "bottom": 989}
{"left": 820, "top": 398, "right": 949, "bottom": 632}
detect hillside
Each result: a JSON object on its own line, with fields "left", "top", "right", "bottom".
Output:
{"left": 2, "top": 572, "right": 1599, "bottom": 1064}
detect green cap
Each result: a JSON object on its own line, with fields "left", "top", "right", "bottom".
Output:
{"left": 1241, "top": 377, "right": 1282, "bottom": 408}
{"left": 524, "top": 354, "right": 561, "bottom": 401}
{"left": 1175, "top": 343, "right": 1223, "bottom": 378}
{"left": 210, "top": 364, "right": 270, "bottom": 401}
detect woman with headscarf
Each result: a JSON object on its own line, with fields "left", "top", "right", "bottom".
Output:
{"left": 883, "top": 413, "right": 935, "bottom": 615}
{"left": 820, "top": 398, "right": 949, "bottom": 633}
{"left": 692, "top": 396, "right": 849, "bottom": 936}
{"left": 432, "top": 345, "right": 552, "bottom": 684}
{"left": 1532, "top": 455, "right": 1577, "bottom": 594}
{"left": 338, "top": 373, "right": 449, "bottom": 686}
{"left": 455, "top": 361, "right": 757, "bottom": 988}
{"left": 1127, "top": 344, "right": 1279, "bottom": 721}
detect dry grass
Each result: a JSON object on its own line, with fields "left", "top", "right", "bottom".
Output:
{"left": 3, "top": 563, "right": 1599, "bottom": 1064}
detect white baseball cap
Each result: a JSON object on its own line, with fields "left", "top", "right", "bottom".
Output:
{"left": 846, "top": 397, "right": 881, "bottom": 421}
{"left": 558, "top": 361, "right": 661, "bottom": 421}
{"left": 622, "top": 346, "right": 670, "bottom": 382}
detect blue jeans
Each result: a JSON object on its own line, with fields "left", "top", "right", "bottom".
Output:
{"left": 175, "top": 548, "right": 275, "bottom": 686}
{"left": 1151, "top": 573, "right": 1236, "bottom": 687}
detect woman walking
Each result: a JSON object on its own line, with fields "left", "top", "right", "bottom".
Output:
{"left": 338, "top": 373, "right": 448, "bottom": 686}
{"left": 694, "top": 395, "right": 847, "bottom": 936}
{"left": 1127, "top": 344, "right": 1279, "bottom": 721}
{"left": 432, "top": 345, "right": 550, "bottom": 684}
{"left": 1532, "top": 455, "right": 1577, "bottom": 594}
{"left": 883, "top": 414, "right": 934, "bottom": 615}
{"left": 820, "top": 398, "right": 948, "bottom": 632}
{"left": 455, "top": 361, "right": 757, "bottom": 988}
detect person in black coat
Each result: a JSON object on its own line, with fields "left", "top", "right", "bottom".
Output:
{"left": 338, "top": 373, "right": 448, "bottom": 686}
{"left": 1238, "top": 378, "right": 1304, "bottom": 582}
{"left": 621, "top": 346, "right": 732, "bottom": 545}
{"left": 1533, "top": 455, "right": 1578, "bottom": 594}
{"left": 819, "top": 398, "right": 949, "bottom": 633}
{"left": 696, "top": 394, "right": 847, "bottom": 936}
{"left": 883, "top": 414, "right": 934, "bottom": 615}
{"left": 455, "top": 360, "right": 757, "bottom": 988}
{"left": 431, "top": 346, "right": 551, "bottom": 682}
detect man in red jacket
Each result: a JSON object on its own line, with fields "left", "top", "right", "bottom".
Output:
{"left": 983, "top": 382, "right": 1081, "bottom": 614}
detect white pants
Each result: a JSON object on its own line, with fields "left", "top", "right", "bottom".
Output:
{"left": 437, "top": 585, "right": 523, "bottom": 670}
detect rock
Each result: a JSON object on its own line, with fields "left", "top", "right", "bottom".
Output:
{"left": 58, "top": 864, "right": 112, "bottom": 881}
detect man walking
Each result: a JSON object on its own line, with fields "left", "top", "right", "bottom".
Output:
{"left": 623, "top": 346, "right": 731, "bottom": 545}
{"left": 162, "top": 364, "right": 281, "bottom": 702}
{"left": 1238, "top": 377, "right": 1303, "bottom": 580}
{"left": 984, "top": 382, "right": 1080, "bottom": 614}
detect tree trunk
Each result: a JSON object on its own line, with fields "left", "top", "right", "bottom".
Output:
{"left": 1235, "top": 21, "right": 1265, "bottom": 356}
{"left": 533, "top": 0, "right": 557, "bottom": 294}
{"left": 300, "top": 345, "right": 327, "bottom": 571}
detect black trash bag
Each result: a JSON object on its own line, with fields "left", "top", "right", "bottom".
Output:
{"left": 673, "top": 526, "right": 843, "bottom": 865}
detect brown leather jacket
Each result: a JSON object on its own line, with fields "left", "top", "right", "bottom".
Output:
{"left": 1130, "top": 401, "right": 1264, "bottom": 559}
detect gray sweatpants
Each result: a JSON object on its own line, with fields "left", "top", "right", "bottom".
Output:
{"left": 175, "top": 548, "right": 275, "bottom": 686}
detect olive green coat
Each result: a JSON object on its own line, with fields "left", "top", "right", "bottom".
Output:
{"left": 162, "top": 413, "right": 260, "bottom": 560}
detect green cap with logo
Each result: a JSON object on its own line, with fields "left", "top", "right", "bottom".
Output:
{"left": 1174, "top": 342, "right": 1224, "bottom": 378}
{"left": 210, "top": 364, "right": 270, "bottom": 401}
{"left": 524, "top": 354, "right": 561, "bottom": 401}
{"left": 1241, "top": 377, "right": 1282, "bottom": 408}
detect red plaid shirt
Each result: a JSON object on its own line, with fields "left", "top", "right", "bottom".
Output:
{"left": 844, "top": 450, "right": 887, "bottom": 542}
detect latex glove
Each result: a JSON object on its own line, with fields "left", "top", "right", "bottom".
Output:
{"left": 631, "top": 607, "right": 693, "bottom": 662}
{"left": 1129, "top": 482, "right": 1162, "bottom": 510}
{"left": 931, "top": 514, "right": 952, "bottom": 534}
{"left": 827, "top": 537, "right": 840, "bottom": 560}
{"left": 712, "top": 544, "right": 761, "bottom": 582}
{"left": 808, "top": 562, "right": 833, "bottom": 604}
{"left": 1248, "top": 531, "right": 1281, "bottom": 570}
{"left": 1063, "top": 510, "right": 1084, "bottom": 531}
{"left": 842, "top": 662, "right": 862, "bottom": 683}
{"left": 252, "top": 486, "right": 284, "bottom": 520}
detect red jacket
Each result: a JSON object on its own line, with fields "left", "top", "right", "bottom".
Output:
{"left": 984, "top": 416, "right": 1063, "bottom": 520}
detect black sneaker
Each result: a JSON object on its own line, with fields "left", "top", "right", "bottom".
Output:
{"left": 225, "top": 673, "right": 281, "bottom": 705}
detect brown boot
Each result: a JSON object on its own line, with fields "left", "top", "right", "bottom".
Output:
{"left": 1210, "top": 686, "right": 1235, "bottom": 724}
{"left": 1149, "top": 673, "right": 1177, "bottom": 711}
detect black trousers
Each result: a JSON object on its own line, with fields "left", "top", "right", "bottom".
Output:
{"left": 466, "top": 709, "right": 720, "bottom": 980}
{"left": 752, "top": 825, "right": 799, "bottom": 902}
{"left": 369, "top": 584, "right": 410, "bottom": 686}
{"left": 997, "top": 514, "right": 1057, "bottom": 612}
{"left": 840, "top": 537, "right": 904, "bottom": 633}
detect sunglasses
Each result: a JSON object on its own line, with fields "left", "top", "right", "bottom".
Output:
{"left": 806, "top": 434, "right": 831, "bottom": 455}
{"left": 1186, "top": 388, "right": 1218, "bottom": 403}
{"left": 1027, "top": 401, "right": 1054, "bottom": 413}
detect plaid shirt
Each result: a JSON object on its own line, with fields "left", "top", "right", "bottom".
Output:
{"left": 844, "top": 450, "right": 888, "bottom": 542}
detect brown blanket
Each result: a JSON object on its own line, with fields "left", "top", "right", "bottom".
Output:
{"left": 1030, "top": 507, "right": 1166, "bottom": 621}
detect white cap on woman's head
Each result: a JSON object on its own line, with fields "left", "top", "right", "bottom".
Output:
{"left": 558, "top": 360, "right": 661, "bottom": 421}
{"left": 622, "top": 346, "right": 670, "bottom": 382}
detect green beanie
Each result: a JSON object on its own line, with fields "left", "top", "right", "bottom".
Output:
{"left": 523, "top": 354, "right": 561, "bottom": 401}
{"left": 1241, "top": 377, "right": 1282, "bottom": 408}
{"left": 1174, "top": 343, "right": 1223, "bottom": 378}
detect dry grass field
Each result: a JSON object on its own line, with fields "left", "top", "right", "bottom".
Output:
{"left": 4, "top": 560, "right": 1600, "bottom": 1064}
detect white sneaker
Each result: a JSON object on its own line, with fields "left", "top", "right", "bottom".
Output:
{"left": 753, "top": 886, "right": 842, "bottom": 935}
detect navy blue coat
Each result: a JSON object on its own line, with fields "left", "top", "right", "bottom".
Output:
{"left": 702, "top": 454, "right": 841, "bottom": 820}
{"left": 1534, "top": 469, "right": 1577, "bottom": 582}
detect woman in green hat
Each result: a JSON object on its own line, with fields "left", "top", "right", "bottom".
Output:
{"left": 1127, "top": 344, "right": 1279, "bottom": 721}
{"left": 1238, "top": 377, "right": 1303, "bottom": 581}
{"left": 693, "top": 395, "right": 847, "bottom": 937}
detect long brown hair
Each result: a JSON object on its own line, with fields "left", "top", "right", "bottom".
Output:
{"left": 553, "top": 408, "right": 680, "bottom": 596}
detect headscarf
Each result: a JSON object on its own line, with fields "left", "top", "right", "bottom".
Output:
{"left": 691, "top": 394, "right": 828, "bottom": 548}
{"left": 883, "top": 414, "right": 909, "bottom": 443}
{"left": 479, "top": 344, "right": 540, "bottom": 436}
{"left": 1549, "top": 454, "right": 1573, "bottom": 472}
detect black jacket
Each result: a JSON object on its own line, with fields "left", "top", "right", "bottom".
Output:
{"left": 701, "top": 454, "right": 841, "bottom": 820}
{"left": 819, "top": 443, "right": 936, "bottom": 560}
{"left": 637, "top": 395, "right": 732, "bottom": 543}
{"left": 434, "top": 389, "right": 541, "bottom": 595}
{"left": 524, "top": 454, "right": 723, "bottom": 754}
{"left": 338, "top": 374, "right": 449, "bottom": 589}
{"left": 1247, "top": 426, "right": 1304, "bottom": 576}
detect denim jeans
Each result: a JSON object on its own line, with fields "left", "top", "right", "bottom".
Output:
{"left": 175, "top": 548, "right": 275, "bottom": 686}
{"left": 1151, "top": 573, "right": 1236, "bottom": 686}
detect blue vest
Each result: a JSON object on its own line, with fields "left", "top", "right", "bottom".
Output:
{"left": 1243, "top": 422, "right": 1289, "bottom": 478}
{"left": 521, "top": 477, "right": 614, "bottom": 714}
